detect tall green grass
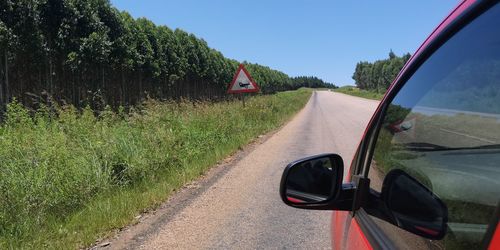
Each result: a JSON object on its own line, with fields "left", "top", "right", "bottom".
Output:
{"left": 0, "top": 89, "right": 311, "bottom": 249}
{"left": 334, "top": 86, "right": 385, "bottom": 100}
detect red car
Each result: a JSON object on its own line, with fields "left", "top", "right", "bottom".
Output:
{"left": 280, "top": 0, "right": 500, "bottom": 249}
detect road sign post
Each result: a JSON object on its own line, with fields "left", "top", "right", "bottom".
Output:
{"left": 227, "top": 64, "right": 260, "bottom": 106}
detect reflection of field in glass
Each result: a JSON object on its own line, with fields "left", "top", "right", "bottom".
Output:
{"left": 370, "top": 109, "right": 500, "bottom": 249}
{"left": 395, "top": 112, "right": 500, "bottom": 148}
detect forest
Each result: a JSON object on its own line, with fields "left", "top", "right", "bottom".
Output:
{"left": 352, "top": 51, "right": 411, "bottom": 92}
{"left": 0, "top": 0, "right": 335, "bottom": 110}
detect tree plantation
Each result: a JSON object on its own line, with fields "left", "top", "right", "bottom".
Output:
{"left": 0, "top": 0, "right": 334, "bottom": 110}
{"left": 352, "top": 51, "right": 411, "bottom": 93}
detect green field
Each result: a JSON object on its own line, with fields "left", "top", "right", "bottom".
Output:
{"left": 334, "top": 86, "right": 385, "bottom": 100}
{"left": 0, "top": 89, "right": 312, "bottom": 249}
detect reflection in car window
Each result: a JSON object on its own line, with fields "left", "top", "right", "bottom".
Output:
{"left": 367, "top": 3, "right": 500, "bottom": 249}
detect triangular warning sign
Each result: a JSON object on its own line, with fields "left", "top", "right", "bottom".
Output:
{"left": 227, "top": 64, "right": 260, "bottom": 94}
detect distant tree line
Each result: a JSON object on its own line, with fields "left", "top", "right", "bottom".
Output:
{"left": 290, "top": 76, "right": 337, "bottom": 89}
{"left": 352, "top": 51, "right": 411, "bottom": 92}
{"left": 0, "top": 0, "right": 333, "bottom": 111}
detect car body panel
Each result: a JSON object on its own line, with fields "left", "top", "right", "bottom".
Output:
{"left": 489, "top": 223, "right": 500, "bottom": 250}
{"left": 332, "top": 211, "right": 373, "bottom": 250}
{"left": 346, "top": 220, "right": 372, "bottom": 250}
{"left": 332, "top": 211, "right": 349, "bottom": 250}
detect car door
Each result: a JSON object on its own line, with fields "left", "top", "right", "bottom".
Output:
{"left": 351, "top": 1, "right": 500, "bottom": 249}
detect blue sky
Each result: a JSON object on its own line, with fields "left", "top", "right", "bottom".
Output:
{"left": 110, "top": 0, "right": 459, "bottom": 86}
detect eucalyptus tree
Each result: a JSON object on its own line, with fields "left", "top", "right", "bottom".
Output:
{"left": 352, "top": 52, "right": 411, "bottom": 92}
{"left": 0, "top": 0, "right": 334, "bottom": 110}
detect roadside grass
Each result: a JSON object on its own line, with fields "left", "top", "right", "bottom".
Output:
{"left": 0, "top": 88, "right": 312, "bottom": 249}
{"left": 334, "top": 86, "right": 385, "bottom": 100}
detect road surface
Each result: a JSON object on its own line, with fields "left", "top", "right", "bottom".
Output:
{"left": 107, "top": 91, "right": 379, "bottom": 250}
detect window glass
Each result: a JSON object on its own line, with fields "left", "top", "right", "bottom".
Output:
{"left": 367, "top": 3, "right": 500, "bottom": 249}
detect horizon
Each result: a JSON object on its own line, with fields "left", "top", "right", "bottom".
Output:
{"left": 111, "top": 0, "right": 459, "bottom": 86}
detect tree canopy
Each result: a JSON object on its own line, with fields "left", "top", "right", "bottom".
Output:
{"left": 0, "top": 0, "right": 334, "bottom": 110}
{"left": 352, "top": 51, "right": 411, "bottom": 92}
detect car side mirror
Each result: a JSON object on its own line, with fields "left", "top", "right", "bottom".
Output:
{"left": 279, "top": 153, "right": 354, "bottom": 210}
{"left": 381, "top": 169, "right": 448, "bottom": 239}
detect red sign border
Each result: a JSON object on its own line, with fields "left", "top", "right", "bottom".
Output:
{"left": 227, "top": 64, "right": 260, "bottom": 94}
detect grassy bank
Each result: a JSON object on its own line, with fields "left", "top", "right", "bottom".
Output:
{"left": 334, "top": 86, "right": 385, "bottom": 100}
{"left": 0, "top": 89, "right": 312, "bottom": 249}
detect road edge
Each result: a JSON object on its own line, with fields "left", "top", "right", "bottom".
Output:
{"left": 90, "top": 95, "right": 314, "bottom": 250}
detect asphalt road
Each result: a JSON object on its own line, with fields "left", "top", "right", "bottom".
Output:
{"left": 107, "top": 91, "right": 379, "bottom": 250}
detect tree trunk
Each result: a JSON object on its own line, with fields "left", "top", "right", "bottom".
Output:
{"left": 101, "top": 64, "right": 105, "bottom": 105}
{"left": 0, "top": 52, "right": 4, "bottom": 108}
{"left": 48, "top": 57, "right": 53, "bottom": 98}
{"left": 77, "top": 71, "right": 81, "bottom": 105}
{"left": 121, "top": 67, "right": 125, "bottom": 105}
{"left": 101, "top": 64, "right": 105, "bottom": 91}
{"left": 72, "top": 73, "right": 76, "bottom": 106}
{"left": 4, "top": 52, "right": 9, "bottom": 104}
{"left": 138, "top": 71, "right": 142, "bottom": 102}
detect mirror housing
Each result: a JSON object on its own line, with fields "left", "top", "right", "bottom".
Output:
{"left": 279, "top": 153, "right": 354, "bottom": 210}
{"left": 381, "top": 169, "right": 448, "bottom": 239}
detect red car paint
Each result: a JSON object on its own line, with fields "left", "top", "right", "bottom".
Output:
{"left": 489, "top": 223, "right": 500, "bottom": 250}
{"left": 346, "top": 220, "right": 372, "bottom": 250}
{"left": 330, "top": 0, "right": 500, "bottom": 249}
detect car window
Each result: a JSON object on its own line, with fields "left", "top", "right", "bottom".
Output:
{"left": 366, "top": 3, "right": 500, "bottom": 249}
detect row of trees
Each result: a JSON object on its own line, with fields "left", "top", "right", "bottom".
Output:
{"left": 352, "top": 51, "right": 411, "bottom": 92}
{"left": 0, "top": 0, "right": 333, "bottom": 110}
{"left": 243, "top": 64, "right": 335, "bottom": 93}
{"left": 291, "top": 76, "right": 337, "bottom": 89}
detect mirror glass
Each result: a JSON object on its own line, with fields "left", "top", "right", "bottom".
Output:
{"left": 285, "top": 156, "right": 336, "bottom": 204}
{"left": 385, "top": 171, "right": 447, "bottom": 239}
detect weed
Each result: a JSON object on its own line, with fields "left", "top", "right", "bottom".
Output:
{"left": 334, "top": 86, "right": 385, "bottom": 100}
{"left": 0, "top": 89, "right": 312, "bottom": 249}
